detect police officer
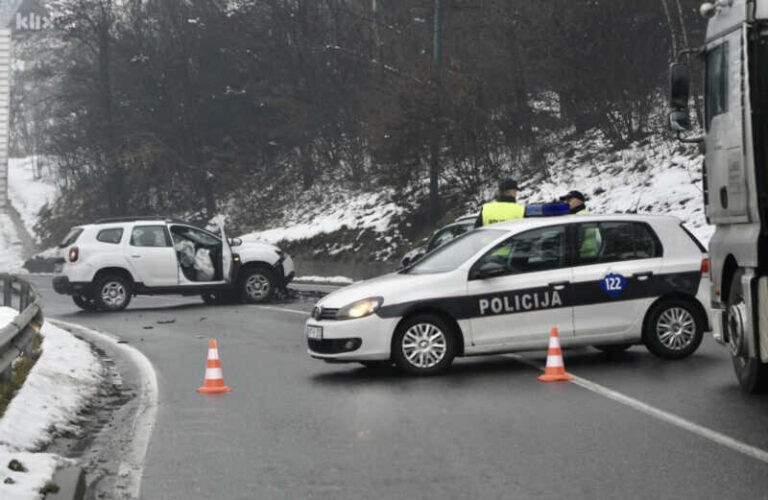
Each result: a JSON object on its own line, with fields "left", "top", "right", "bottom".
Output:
{"left": 475, "top": 178, "right": 525, "bottom": 227}
{"left": 560, "top": 190, "right": 589, "bottom": 215}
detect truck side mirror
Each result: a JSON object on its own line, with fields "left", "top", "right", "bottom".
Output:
{"left": 669, "top": 63, "right": 691, "bottom": 131}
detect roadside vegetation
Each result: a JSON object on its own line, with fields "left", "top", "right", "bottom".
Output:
{"left": 0, "top": 335, "right": 42, "bottom": 419}
{"left": 9, "top": 1, "right": 705, "bottom": 249}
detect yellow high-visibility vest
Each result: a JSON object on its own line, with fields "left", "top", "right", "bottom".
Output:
{"left": 575, "top": 207, "right": 590, "bottom": 215}
{"left": 481, "top": 201, "right": 525, "bottom": 226}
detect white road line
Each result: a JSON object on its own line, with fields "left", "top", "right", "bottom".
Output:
{"left": 256, "top": 305, "right": 310, "bottom": 316}
{"left": 50, "top": 318, "right": 159, "bottom": 498}
{"left": 506, "top": 354, "right": 768, "bottom": 464}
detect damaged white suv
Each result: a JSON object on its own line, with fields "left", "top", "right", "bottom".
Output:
{"left": 52, "top": 217, "right": 295, "bottom": 311}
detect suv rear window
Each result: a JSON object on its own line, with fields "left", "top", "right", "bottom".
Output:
{"left": 97, "top": 228, "right": 124, "bottom": 244}
{"left": 59, "top": 228, "right": 84, "bottom": 248}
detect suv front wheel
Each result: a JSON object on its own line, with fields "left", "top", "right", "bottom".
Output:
{"left": 94, "top": 274, "right": 132, "bottom": 312}
{"left": 240, "top": 266, "right": 277, "bottom": 304}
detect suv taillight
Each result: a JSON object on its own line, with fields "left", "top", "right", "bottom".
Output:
{"left": 700, "top": 257, "right": 709, "bottom": 276}
{"left": 69, "top": 246, "right": 79, "bottom": 262}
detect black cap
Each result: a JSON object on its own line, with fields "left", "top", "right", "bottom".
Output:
{"left": 499, "top": 178, "right": 520, "bottom": 191}
{"left": 560, "top": 190, "right": 586, "bottom": 202}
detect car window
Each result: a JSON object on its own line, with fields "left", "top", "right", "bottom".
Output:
{"left": 130, "top": 225, "right": 171, "bottom": 247}
{"left": 427, "top": 228, "right": 457, "bottom": 252}
{"left": 407, "top": 229, "right": 506, "bottom": 274}
{"left": 576, "top": 222, "right": 662, "bottom": 265}
{"left": 170, "top": 225, "right": 220, "bottom": 246}
{"left": 705, "top": 43, "right": 727, "bottom": 130}
{"left": 474, "top": 225, "right": 567, "bottom": 276}
{"left": 97, "top": 228, "right": 123, "bottom": 244}
{"left": 58, "top": 227, "right": 83, "bottom": 248}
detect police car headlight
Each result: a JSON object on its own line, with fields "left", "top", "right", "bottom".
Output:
{"left": 337, "top": 297, "right": 383, "bottom": 320}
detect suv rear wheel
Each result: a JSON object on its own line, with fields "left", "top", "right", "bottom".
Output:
{"left": 240, "top": 266, "right": 276, "bottom": 304}
{"left": 94, "top": 274, "right": 132, "bottom": 312}
{"left": 72, "top": 294, "right": 99, "bottom": 312}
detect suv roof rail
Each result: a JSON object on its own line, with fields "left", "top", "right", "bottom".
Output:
{"left": 94, "top": 216, "right": 180, "bottom": 224}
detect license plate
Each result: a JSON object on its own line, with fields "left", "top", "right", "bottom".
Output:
{"left": 306, "top": 325, "right": 323, "bottom": 340}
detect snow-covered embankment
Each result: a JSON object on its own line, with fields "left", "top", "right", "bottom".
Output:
{"left": 0, "top": 306, "right": 101, "bottom": 500}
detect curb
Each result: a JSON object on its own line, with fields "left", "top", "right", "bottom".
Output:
{"left": 44, "top": 466, "right": 85, "bottom": 500}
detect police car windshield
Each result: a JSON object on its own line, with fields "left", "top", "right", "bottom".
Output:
{"left": 407, "top": 229, "right": 506, "bottom": 274}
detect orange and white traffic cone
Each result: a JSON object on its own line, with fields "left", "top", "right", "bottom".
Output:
{"left": 197, "top": 339, "right": 232, "bottom": 394}
{"left": 538, "top": 327, "right": 573, "bottom": 382}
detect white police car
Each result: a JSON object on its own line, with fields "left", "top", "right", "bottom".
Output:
{"left": 306, "top": 214, "right": 711, "bottom": 375}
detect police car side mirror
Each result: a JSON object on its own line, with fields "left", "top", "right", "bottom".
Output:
{"left": 228, "top": 237, "right": 243, "bottom": 247}
{"left": 470, "top": 261, "right": 507, "bottom": 280}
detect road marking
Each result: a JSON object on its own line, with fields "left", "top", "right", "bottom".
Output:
{"left": 50, "top": 318, "right": 159, "bottom": 497}
{"left": 506, "top": 354, "right": 768, "bottom": 464}
{"left": 256, "top": 305, "right": 310, "bottom": 316}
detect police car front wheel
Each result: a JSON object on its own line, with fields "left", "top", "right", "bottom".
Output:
{"left": 392, "top": 314, "right": 458, "bottom": 375}
{"left": 643, "top": 300, "right": 703, "bottom": 359}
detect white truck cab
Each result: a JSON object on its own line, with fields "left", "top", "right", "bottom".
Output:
{"left": 670, "top": 0, "right": 768, "bottom": 391}
{"left": 53, "top": 217, "right": 295, "bottom": 311}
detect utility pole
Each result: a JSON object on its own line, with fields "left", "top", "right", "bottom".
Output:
{"left": 428, "top": 0, "right": 442, "bottom": 225}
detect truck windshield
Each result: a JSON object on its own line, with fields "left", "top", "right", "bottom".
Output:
{"left": 407, "top": 229, "right": 505, "bottom": 275}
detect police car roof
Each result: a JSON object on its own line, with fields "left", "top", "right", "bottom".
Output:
{"left": 490, "top": 213, "right": 682, "bottom": 232}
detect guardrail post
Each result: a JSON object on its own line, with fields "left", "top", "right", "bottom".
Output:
{"left": 2, "top": 276, "right": 10, "bottom": 307}
{"left": 19, "top": 281, "right": 29, "bottom": 311}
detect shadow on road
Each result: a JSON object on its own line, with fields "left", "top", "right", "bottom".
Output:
{"left": 310, "top": 356, "right": 534, "bottom": 386}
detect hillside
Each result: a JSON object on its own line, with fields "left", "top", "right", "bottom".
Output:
{"left": 239, "top": 131, "right": 710, "bottom": 273}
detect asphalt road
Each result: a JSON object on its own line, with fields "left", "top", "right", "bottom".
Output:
{"left": 26, "top": 275, "right": 768, "bottom": 500}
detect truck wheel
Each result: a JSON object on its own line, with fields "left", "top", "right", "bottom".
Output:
{"left": 392, "top": 314, "right": 458, "bottom": 375}
{"left": 72, "top": 294, "right": 99, "bottom": 312}
{"left": 643, "top": 299, "right": 703, "bottom": 359}
{"left": 726, "top": 271, "right": 768, "bottom": 393}
{"left": 93, "top": 274, "right": 132, "bottom": 312}
{"left": 240, "top": 266, "right": 276, "bottom": 304}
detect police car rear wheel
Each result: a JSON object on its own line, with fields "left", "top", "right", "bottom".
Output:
{"left": 392, "top": 314, "right": 458, "bottom": 375}
{"left": 643, "top": 300, "right": 703, "bottom": 359}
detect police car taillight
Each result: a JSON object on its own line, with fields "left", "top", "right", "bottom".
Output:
{"left": 700, "top": 258, "right": 710, "bottom": 276}
{"left": 69, "top": 246, "right": 79, "bottom": 262}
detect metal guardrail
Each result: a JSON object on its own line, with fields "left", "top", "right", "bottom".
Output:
{"left": 0, "top": 273, "right": 43, "bottom": 382}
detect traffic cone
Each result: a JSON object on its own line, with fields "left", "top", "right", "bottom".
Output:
{"left": 538, "top": 327, "right": 573, "bottom": 382}
{"left": 197, "top": 339, "right": 232, "bottom": 394}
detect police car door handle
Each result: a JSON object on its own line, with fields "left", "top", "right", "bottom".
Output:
{"left": 548, "top": 281, "right": 569, "bottom": 290}
{"left": 632, "top": 271, "right": 653, "bottom": 281}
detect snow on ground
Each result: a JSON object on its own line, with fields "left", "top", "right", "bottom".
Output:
{"left": 240, "top": 191, "right": 404, "bottom": 245}
{"left": 7, "top": 157, "right": 58, "bottom": 238}
{"left": 0, "top": 212, "right": 24, "bottom": 272}
{"left": 294, "top": 275, "right": 355, "bottom": 285}
{"left": 525, "top": 133, "right": 713, "bottom": 245}
{"left": 0, "top": 307, "right": 101, "bottom": 499}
